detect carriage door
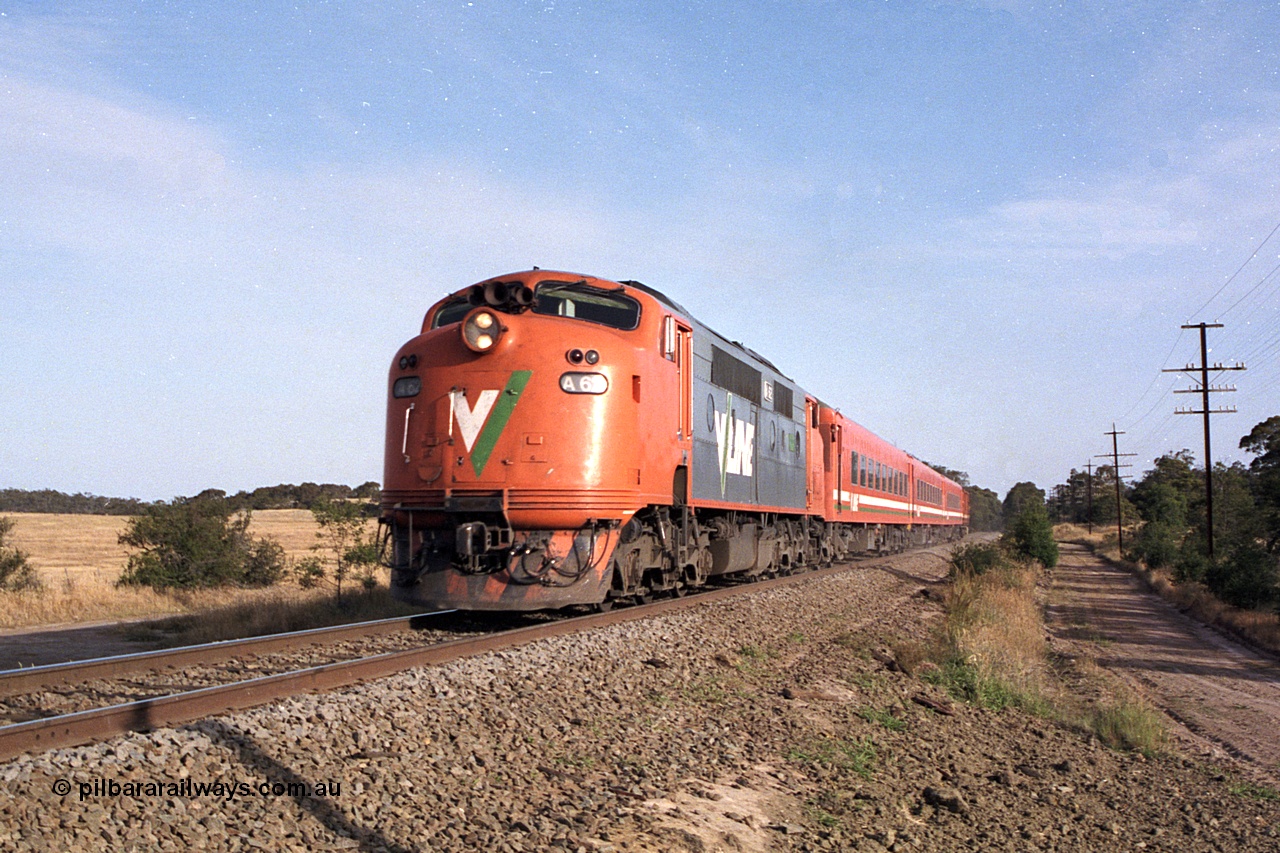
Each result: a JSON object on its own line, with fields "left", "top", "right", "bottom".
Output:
{"left": 908, "top": 462, "right": 916, "bottom": 528}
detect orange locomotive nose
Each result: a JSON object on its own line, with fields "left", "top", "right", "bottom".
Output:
{"left": 381, "top": 272, "right": 660, "bottom": 609}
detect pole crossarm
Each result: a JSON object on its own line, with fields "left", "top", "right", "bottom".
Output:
{"left": 1161, "top": 322, "right": 1247, "bottom": 559}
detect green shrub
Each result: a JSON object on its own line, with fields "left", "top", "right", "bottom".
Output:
{"left": 948, "top": 542, "right": 1004, "bottom": 577}
{"left": 1003, "top": 503, "right": 1059, "bottom": 568}
{"left": 310, "top": 498, "right": 382, "bottom": 600}
{"left": 1204, "top": 543, "right": 1278, "bottom": 610}
{"left": 1128, "top": 521, "right": 1181, "bottom": 569}
{"left": 1174, "top": 543, "right": 1210, "bottom": 584}
{"left": 117, "top": 496, "right": 285, "bottom": 590}
{"left": 0, "top": 517, "right": 42, "bottom": 592}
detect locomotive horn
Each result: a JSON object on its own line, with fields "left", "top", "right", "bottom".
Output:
{"left": 483, "top": 281, "right": 509, "bottom": 306}
{"left": 467, "top": 285, "right": 486, "bottom": 305}
{"left": 514, "top": 285, "right": 535, "bottom": 307}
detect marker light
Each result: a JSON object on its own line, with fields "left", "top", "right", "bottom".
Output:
{"left": 393, "top": 376, "right": 421, "bottom": 398}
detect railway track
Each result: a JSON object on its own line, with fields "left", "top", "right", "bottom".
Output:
{"left": 0, "top": 612, "right": 452, "bottom": 699}
{"left": 0, "top": 552, "right": 939, "bottom": 762}
{"left": 0, "top": 609, "right": 520, "bottom": 729}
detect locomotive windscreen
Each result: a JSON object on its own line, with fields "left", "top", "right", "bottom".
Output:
{"left": 532, "top": 282, "right": 641, "bottom": 330}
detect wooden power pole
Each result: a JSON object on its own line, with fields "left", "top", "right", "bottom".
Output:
{"left": 1098, "top": 425, "right": 1136, "bottom": 552}
{"left": 1162, "top": 323, "right": 1246, "bottom": 560}
{"left": 1085, "top": 460, "right": 1093, "bottom": 535}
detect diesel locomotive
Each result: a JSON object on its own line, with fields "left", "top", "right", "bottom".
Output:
{"left": 380, "top": 270, "right": 968, "bottom": 610}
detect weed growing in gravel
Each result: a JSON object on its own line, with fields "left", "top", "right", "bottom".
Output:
{"left": 805, "top": 800, "right": 842, "bottom": 828}
{"left": 787, "top": 737, "right": 877, "bottom": 779}
{"left": 858, "top": 706, "right": 906, "bottom": 732}
{"left": 924, "top": 657, "right": 1045, "bottom": 713}
{"left": 1085, "top": 699, "right": 1167, "bottom": 756}
{"left": 1229, "top": 781, "right": 1280, "bottom": 801}
{"left": 682, "top": 677, "right": 728, "bottom": 704}
{"left": 734, "top": 644, "right": 774, "bottom": 672}
{"left": 554, "top": 752, "right": 596, "bottom": 770}
{"left": 847, "top": 672, "right": 883, "bottom": 691}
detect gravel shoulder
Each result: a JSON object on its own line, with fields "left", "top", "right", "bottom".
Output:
{"left": 3, "top": 543, "right": 1279, "bottom": 851}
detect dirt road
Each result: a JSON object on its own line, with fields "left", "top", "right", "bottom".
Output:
{"left": 1048, "top": 543, "right": 1280, "bottom": 783}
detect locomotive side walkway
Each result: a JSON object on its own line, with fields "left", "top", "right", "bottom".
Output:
{"left": 1046, "top": 543, "right": 1280, "bottom": 783}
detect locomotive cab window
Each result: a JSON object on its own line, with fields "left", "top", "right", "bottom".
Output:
{"left": 429, "top": 297, "right": 472, "bottom": 328}
{"left": 533, "top": 282, "right": 641, "bottom": 330}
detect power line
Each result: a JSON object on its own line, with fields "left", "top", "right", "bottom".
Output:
{"left": 1117, "top": 329, "right": 1187, "bottom": 424}
{"left": 1189, "top": 217, "right": 1280, "bottom": 322}
{"left": 1219, "top": 257, "right": 1280, "bottom": 321}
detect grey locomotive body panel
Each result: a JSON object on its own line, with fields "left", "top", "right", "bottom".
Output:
{"left": 688, "top": 325, "right": 807, "bottom": 511}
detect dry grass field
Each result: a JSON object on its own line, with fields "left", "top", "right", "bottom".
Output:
{"left": 0, "top": 510, "right": 382, "bottom": 632}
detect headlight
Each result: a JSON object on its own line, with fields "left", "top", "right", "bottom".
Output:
{"left": 559, "top": 372, "right": 608, "bottom": 394}
{"left": 462, "top": 309, "right": 503, "bottom": 352}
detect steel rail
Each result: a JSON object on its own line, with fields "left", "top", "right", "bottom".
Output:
{"left": 0, "top": 557, "right": 893, "bottom": 762}
{"left": 0, "top": 611, "right": 452, "bottom": 698}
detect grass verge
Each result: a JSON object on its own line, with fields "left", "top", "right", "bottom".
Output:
{"left": 927, "top": 540, "right": 1166, "bottom": 755}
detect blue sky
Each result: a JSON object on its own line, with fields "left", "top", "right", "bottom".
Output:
{"left": 2, "top": 1, "right": 1278, "bottom": 503}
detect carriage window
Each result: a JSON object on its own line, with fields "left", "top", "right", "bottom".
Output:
{"left": 533, "top": 282, "right": 641, "bottom": 330}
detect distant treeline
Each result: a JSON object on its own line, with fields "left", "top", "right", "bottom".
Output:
{"left": 0, "top": 482, "right": 381, "bottom": 515}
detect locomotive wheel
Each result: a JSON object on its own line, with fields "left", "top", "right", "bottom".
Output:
{"left": 594, "top": 599, "right": 613, "bottom": 613}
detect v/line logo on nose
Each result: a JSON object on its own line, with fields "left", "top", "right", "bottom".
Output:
{"left": 450, "top": 370, "right": 532, "bottom": 476}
